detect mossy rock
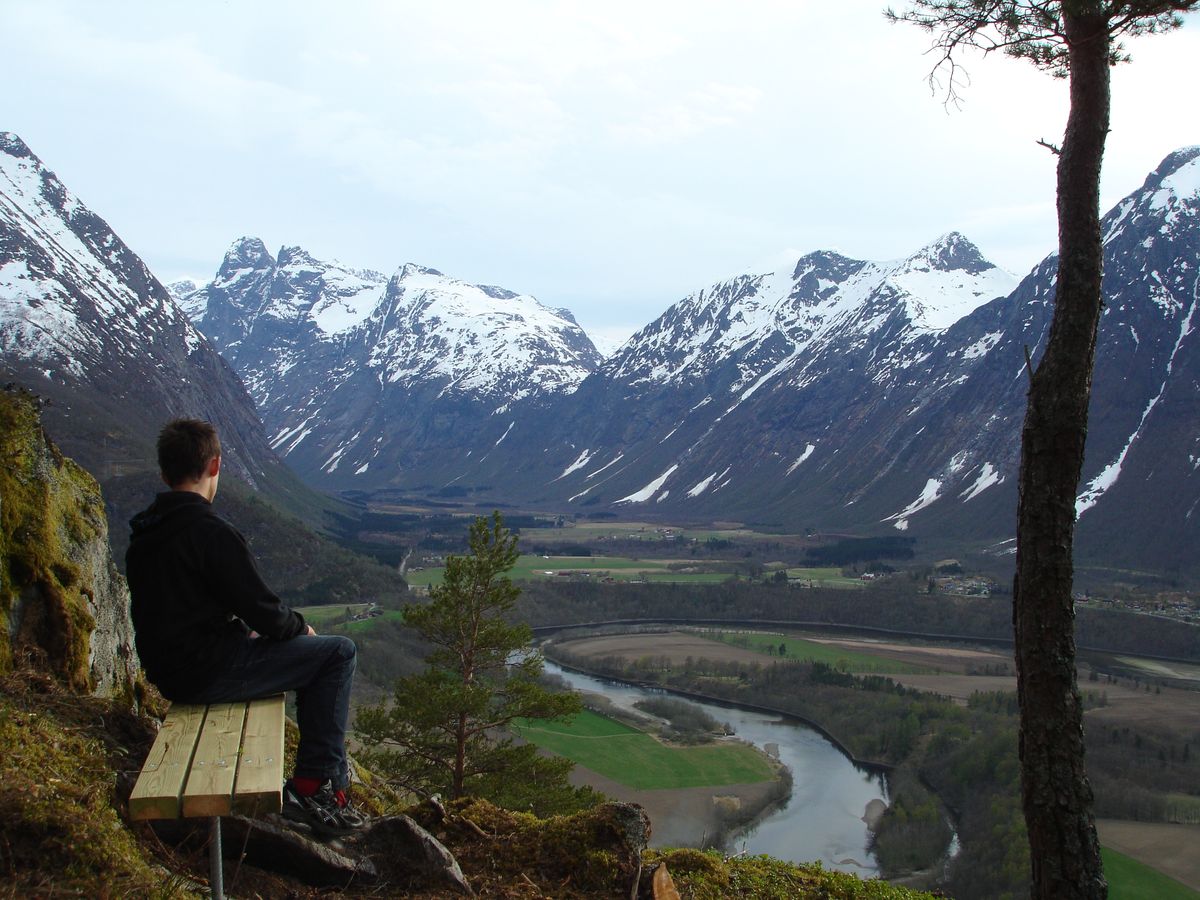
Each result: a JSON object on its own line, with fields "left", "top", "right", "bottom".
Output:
{"left": 0, "top": 389, "right": 135, "bottom": 697}
{"left": 395, "top": 796, "right": 648, "bottom": 896}
{"left": 644, "top": 848, "right": 938, "bottom": 899}
{"left": 0, "top": 669, "right": 198, "bottom": 897}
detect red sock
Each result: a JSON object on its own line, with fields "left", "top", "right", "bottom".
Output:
{"left": 291, "top": 776, "right": 322, "bottom": 797}
{"left": 334, "top": 789, "right": 348, "bottom": 808}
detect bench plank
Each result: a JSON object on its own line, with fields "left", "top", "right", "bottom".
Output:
{"left": 129, "top": 704, "right": 207, "bottom": 821}
{"left": 232, "top": 695, "right": 286, "bottom": 815}
{"left": 130, "top": 694, "right": 287, "bottom": 822}
{"left": 182, "top": 702, "right": 248, "bottom": 817}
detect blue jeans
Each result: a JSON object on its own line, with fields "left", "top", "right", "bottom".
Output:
{"left": 180, "top": 634, "right": 357, "bottom": 790}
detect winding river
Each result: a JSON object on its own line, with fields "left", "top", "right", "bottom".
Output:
{"left": 544, "top": 660, "right": 888, "bottom": 876}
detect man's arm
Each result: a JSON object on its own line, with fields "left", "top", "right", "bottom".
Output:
{"left": 203, "top": 523, "right": 307, "bottom": 640}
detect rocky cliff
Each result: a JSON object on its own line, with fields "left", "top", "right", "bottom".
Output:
{"left": 0, "top": 387, "right": 136, "bottom": 698}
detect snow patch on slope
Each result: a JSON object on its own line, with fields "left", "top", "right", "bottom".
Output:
{"left": 616, "top": 465, "right": 678, "bottom": 503}
{"left": 885, "top": 478, "right": 943, "bottom": 531}
{"left": 1077, "top": 275, "right": 1199, "bottom": 516}
{"left": 557, "top": 448, "right": 593, "bottom": 480}
{"left": 787, "top": 444, "right": 816, "bottom": 475}
{"left": 960, "top": 463, "right": 1002, "bottom": 501}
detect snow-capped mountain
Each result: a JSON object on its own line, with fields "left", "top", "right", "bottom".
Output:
{"left": 441, "top": 232, "right": 1020, "bottom": 514}
{"left": 362, "top": 148, "right": 1196, "bottom": 574}
{"left": 607, "top": 232, "right": 1014, "bottom": 394}
{"left": 0, "top": 132, "right": 299, "bottom": 501}
{"left": 181, "top": 239, "right": 602, "bottom": 483}
{"left": 165, "top": 278, "right": 206, "bottom": 319}
{"left": 8, "top": 123, "right": 1197, "bottom": 576}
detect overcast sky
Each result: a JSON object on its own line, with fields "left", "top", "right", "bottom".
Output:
{"left": 4, "top": 2, "right": 1197, "bottom": 348}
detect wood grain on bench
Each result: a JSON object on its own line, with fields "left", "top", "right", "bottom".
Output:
{"left": 130, "top": 695, "right": 285, "bottom": 821}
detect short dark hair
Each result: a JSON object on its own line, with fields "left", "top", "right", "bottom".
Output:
{"left": 157, "top": 419, "right": 221, "bottom": 487}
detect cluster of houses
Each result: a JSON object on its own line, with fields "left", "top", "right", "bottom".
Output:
{"left": 1078, "top": 591, "right": 1200, "bottom": 624}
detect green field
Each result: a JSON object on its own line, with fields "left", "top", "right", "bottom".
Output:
{"left": 338, "top": 610, "right": 405, "bottom": 633}
{"left": 710, "top": 631, "right": 934, "bottom": 674}
{"left": 1103, "top": 848, "right": 1199, "bottom": 900}
{"left": 405, "top": 554, "right": 860, "bottom": 587}
{"left": 512, "top": 709, "right": 774, "bottom": 790}
{"left": 779, "top": 567, "right": 865, "bottom": 588}
{"left": 405, "top": 554, "right": 742, "bottom": 587}
{"left": 295, "top": 604, "right": 403, "bottom": 632}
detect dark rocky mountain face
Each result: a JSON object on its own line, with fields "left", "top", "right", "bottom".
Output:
{"left": 0, "top": 133, "right": 329, "bottom": 548}
{"left": 0, "top": 134, "right": 263, "bottom": 481}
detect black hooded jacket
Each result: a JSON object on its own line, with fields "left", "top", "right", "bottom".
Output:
{"left": 125, "top": 491, "right": 306, "bottom": 699}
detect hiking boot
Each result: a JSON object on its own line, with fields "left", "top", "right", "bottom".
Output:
{"left": 282, "top": 779, "right": 367, "bottom": 837}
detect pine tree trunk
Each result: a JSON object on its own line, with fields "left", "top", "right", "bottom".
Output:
{"left": 453, "top": 714, "right": 467, "bottom": 799}
{"left": 1012, "top": 6, "right": 1110, "bottom": 899}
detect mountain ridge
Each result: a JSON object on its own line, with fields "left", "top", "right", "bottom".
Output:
{"left": 7, "top": 129, "right": 1200, "bottom": 576}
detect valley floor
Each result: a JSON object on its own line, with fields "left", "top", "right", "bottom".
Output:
{"left": 1096, "top": 820, "right": 1200, "bottom": 891}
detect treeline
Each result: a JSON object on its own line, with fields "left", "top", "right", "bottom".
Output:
{"left": 804, "top": 536, "right": 916, "bottom": 566}
{"left": 632, "top": 696, "right": 729, "bottom": 743}
{"left": 518, "top": 580, "right": 1200, "bottom": 661}
{"left": 1087, "top": 720, "right": 1200, "bottom": 823}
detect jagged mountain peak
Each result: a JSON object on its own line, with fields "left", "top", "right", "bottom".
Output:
{"left": 792, "top": 249, "right": 863, "bottom": 279}
{"left": 1140, "top": 145, "right": 1200, "bottom": 196}
{"left": 1, "top": 133, "right": 86, "bottom": 223}
{"left": 1, "top": 132, "right": 34, "bottom": 159}
{"left": 219, "top": 236, "right": 275, "bottom": 275}
{"left": 276, "top": 244, "right": 319, "bottom": 268}
{"left": 1103, "top": 145, "right": 1200, "bottom": 248}
{"left": 0, "top": 134, "right": 281, "bottom": 492}
{"left": 901, "top": 231, "right": 994, "bottom": 276}
{"left": 882, "top": 233, "right": 1015, "bottom": 332}
{"left": 396, "top": 262, "right": 445, "bottom": 279}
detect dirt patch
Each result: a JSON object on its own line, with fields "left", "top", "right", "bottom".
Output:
{"left": 805, "top": 637, "right": 1012, "bottom": 674}
{"left": 1082, "top": 679, "right": 1200, "bottom": 733}
{"left": 568, "top": 763, "right": 779, "bottom": 849}
{"left": 1096, "top": 819, "right": 1200, "bottom": 890}
{"left": 556, "top": 630, "right": 1017, "bottom": 677}
{"left": 557, "top": 632, "right": 767, "bottom": 667}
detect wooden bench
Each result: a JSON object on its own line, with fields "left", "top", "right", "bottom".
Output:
{"left": 130, "top": 695, "right": 287, "bottom": 899}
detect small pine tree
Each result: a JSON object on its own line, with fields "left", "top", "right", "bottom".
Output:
{"left": 356, "top": 512, "right": 596, "bottom": 815}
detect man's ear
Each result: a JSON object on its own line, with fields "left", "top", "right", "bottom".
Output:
{"left": 208, "top": 455, "right": 221, "bottom": 477}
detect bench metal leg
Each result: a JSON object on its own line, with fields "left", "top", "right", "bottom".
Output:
{"left": 210, "top": 816, "right": 224, "bottom": 900}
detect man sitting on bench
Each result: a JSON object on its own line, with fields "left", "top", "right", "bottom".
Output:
{"left": 126, "top": 418, "right": 364, "bottom": 837}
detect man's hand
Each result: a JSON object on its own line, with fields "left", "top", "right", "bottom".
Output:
{"left": 305, "top": 625, "right": 317, "bottom": 636}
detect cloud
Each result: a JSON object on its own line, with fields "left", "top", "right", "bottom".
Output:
{"left": 3, "top": 0, "right": 1196, "bottom": 344}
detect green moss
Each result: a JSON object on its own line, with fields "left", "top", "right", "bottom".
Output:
{"left": 396, "top": 797, "right": 645, "bottom": 895}
{"left": 0, "top": 392, "right": 105, "bottom": 690}
{"left": 645, "top": 848, "right": 938, "bottom": 899}
{"left": 0, "top": 692, "right": 195, "bottom": 896}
